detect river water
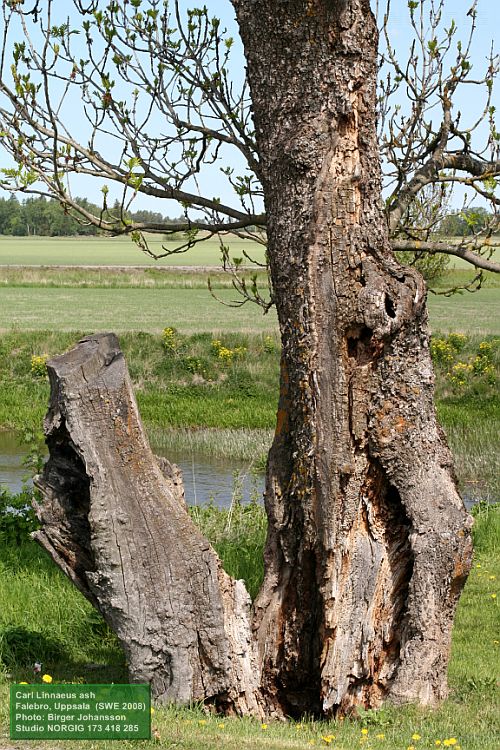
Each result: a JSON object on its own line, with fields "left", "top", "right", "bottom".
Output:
{"left": 1, "top": 431, "right": 484, "bottom": 510}
{"left": 0, "top": 431, "right": 264, "bottom": 508}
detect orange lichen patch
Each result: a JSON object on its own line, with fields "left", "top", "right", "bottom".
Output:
{"left": 275, "top": 407, "right": 288, "bottom": 437}
{"left": 394, "top": 415, "right": 407, "bottom": 433}
{"left": 450, "top": 542, "right": 473, "bottom": 599}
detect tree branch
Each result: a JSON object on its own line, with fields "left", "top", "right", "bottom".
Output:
{"left": 392, "top": 239, "right": 500, "bottom": 273}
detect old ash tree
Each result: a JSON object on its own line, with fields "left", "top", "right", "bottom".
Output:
{"left": 1, "top": 0, "right": 499, "bottom": 717}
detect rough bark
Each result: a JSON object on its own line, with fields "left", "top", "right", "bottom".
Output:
{"left": 33, "top": 332, "right": 262, "bottom": 715}
{"left": 232, "top": 0, "right": 473, "bottom": 717}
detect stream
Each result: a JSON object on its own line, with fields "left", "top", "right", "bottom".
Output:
{"left": 0, "top": 431, "right": 264, "bottom": 509}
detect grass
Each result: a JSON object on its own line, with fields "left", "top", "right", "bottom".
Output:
{"left": 0, "top": 502, "right": 498, "bottom": 749}
{"left": 0, "top": 330, "right": 280, "bottom": 462}
{"left": 0, "top": 287, "right": 277, "bottom": 334}
{"left": 0, "top": 235, "right": 267, "bottom": 266}
{"left": 0, "top": 235, "right": 498, "bottom": 271}
{"left": 0, "top": 273, "right": 499, "bottom": 335}
{"left": 432, "top": 267, "right": 500, "bottom": 289}
{"left": 426, "top": 288, "right": 500, "bottom": 335}
{"left": 0, "top": 264, "right": 269, "bottom": 289}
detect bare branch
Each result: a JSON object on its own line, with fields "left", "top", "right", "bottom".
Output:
{"left": 392, "top": 238, "right": 500, "bottom": 273}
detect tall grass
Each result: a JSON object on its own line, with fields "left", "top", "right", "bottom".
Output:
{"left": 0, "top": 501, "right": 498, "bottom": 749}
{"left": 149, "top": 426, "right": 273, "bottom": 464}
{"left": 0, "top": 265, "right": 269, "bottom": 289}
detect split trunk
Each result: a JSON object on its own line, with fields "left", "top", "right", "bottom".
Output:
{"left": 33, "top": 0, "right": 472, "bottom": 719}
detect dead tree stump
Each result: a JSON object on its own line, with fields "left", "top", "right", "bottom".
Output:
{"left": 33, "top": 333, "right": 262, "bottom": 714}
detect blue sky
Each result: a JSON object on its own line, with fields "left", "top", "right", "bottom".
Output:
{"left": 0, "top": 0, "right": 497, "bottom": 215}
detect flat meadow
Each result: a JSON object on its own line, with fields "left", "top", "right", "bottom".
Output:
{"left": 0, "top": 236, "right": 498, "bottom": 749}
{"left": 0, "top": 234, "right": 268, "bottom": 266}
{"left": 1, "top": 236, "right": 499, "bottom": 334}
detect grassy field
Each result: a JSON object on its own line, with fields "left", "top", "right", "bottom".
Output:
{"left": 0, "top": 235, "right": 267, "bottom": 266}
{"left": 1, "top": 278, "right": 499, "bottom": 335}
{"left": 1, "top": 240, "right": 499, "bottom": 335}
{"left": 0, "top": 235, "right": 498, "bottom": 269}
{"left": 0, "top": 287, "right": 277, "bottom": 334}
{"left": 0, "top": 501, "right": 498, "bottom": 750}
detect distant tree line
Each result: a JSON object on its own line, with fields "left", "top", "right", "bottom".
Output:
{"left": 0, "top": 194, "right": 493, "bottom": 245}
{"left": 0, "top": 195, "right": 179, "bottom": 236}
{"left": 438, "top": 207, "right": 493, "bottom": 238}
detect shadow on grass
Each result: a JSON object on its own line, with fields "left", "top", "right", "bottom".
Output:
{"left": 0, "top": 623, "right": 127, "bottom": 685}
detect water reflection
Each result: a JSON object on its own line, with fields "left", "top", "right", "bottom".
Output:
{"left": 0, "top": 431, "right": 264, "bottom": 508}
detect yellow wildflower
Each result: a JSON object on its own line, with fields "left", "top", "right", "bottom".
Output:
{"left": 376, "top": 734, "right": 385, "bottom": 740}
{"left": 361, "top": 728, "right": 369, "bottom": 735}
{"left": 261, "top": 723, "right": 268, "bottom": 730}
{"left": 42, "top": 674, "right": 52, "bottom": 684}
{"left": 198, "top": 719, "right": 207, "bottom": 726}
{"left": 491, "top": 593, "right": 497, "bottom": 599}
{"left": 412, "top": 734, "right": 422, "bottom": 741}
{"left": 217, "top": 722, "right": 225, "bottom": 729}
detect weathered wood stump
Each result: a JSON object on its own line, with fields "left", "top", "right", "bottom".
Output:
{"left": 33, "top": 333, "right": 262, "bottom": 714}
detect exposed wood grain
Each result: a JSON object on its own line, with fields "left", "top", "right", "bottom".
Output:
{"left": 33, "top": 333, "right": 262, "bottom": 715}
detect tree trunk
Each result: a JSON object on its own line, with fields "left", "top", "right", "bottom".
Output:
{"left": 233, "top": 0, "right": 472, "bottom": 717}
{"left": 33, "top": 333, "right": 262, "bottom": 716}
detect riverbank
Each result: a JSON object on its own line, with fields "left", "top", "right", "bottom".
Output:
{"left": 0, "top": 330, "right": 498, "bottom": 503}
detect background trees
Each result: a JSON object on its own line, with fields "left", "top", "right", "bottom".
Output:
{"left": 0, "top": 195, "right": 176, "bottom": 235}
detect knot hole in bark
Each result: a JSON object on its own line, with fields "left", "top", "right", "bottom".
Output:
{"left": 346, "top": 325, "right": 380, "bottom": 366}
{"left": 384, "top": 294, "right": 396, "bottom": 319}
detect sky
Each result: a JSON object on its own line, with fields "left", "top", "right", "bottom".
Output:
{"left": 0, "top": 0, "right": 498, "bottom": 216}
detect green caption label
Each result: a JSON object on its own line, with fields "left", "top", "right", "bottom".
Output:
{"left": 10, "top": 683, "right": 151, "bottom": 740}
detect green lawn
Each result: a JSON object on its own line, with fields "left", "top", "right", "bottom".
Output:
{"left": 0, "top": 504, "right": 498, "bottom": 750}
{"left": 0, "top": 235, "right": 266, "bottom": 266}
{"left": 1, "top": 284, "right": 498, "bottom": 335}
{"left": 0, "top": 287, "right": 277, "bottom": 334}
